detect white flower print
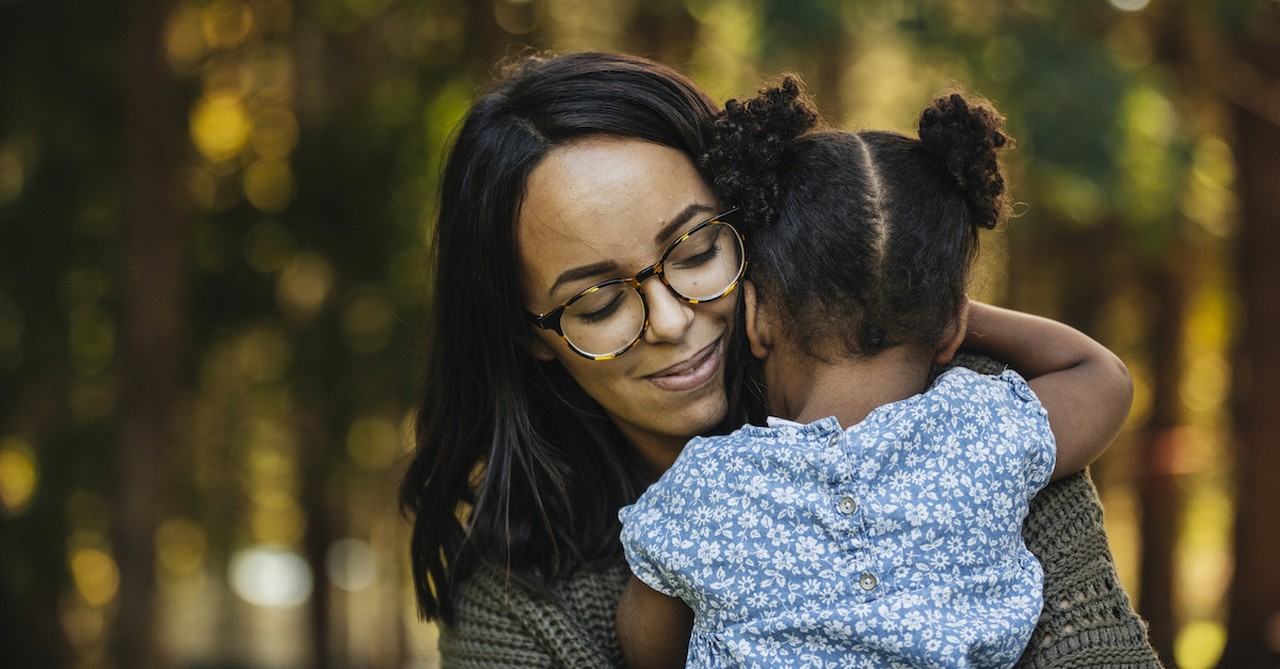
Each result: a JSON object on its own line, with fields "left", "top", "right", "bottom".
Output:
{"left": 773, "top": 550, "right": 797, "bottom": 573}
{"left": 766, "top": 524, "right": 792, "bottom": 546}
{"left": 904, "top": 502, "right": 929, "bottom": 526}
{"left": 901, "top": 610, "right": 927, "bottom": 631}
{"left": 771, "top": 485, "right": 801, "bottom": 506}
{"left": 619, "top": 368, "right": 1055, "bottom": 668}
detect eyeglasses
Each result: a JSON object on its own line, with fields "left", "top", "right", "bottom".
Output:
{"left": 528, "top": 208, "right": 746, "bottom": 360}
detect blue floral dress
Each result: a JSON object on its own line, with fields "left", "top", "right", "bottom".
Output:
{"left": 618, "top": 367, "right": 1057, "bottom": 668}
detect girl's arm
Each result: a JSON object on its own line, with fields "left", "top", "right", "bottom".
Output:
{"left": 961, "top": 301, "right": 1133, "bottom": 479}
{"left": 616, "top": 575, "right": 693, "bottom": 669}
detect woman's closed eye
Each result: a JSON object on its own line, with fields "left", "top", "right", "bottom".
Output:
{"left": 669, "top": 238, "right": 721, "bottom": 269}
{"left": 571, "top": 288, "right": 627, "bottom": 324}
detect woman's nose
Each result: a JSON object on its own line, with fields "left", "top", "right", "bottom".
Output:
{"left": 641, "top": 279, "right": 695, "bottom": 345}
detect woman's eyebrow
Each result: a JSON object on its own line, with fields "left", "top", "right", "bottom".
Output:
{"left": 548, "top": 260, "right": 620, "bottom": 298}
{"left": 653, "top": 203, "right": 716, "bottom": 245}
{"left": 546, "top": 203, "right": 718, "bottom": 299}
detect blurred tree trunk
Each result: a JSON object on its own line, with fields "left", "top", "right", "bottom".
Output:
{"left": 1011, "top": 204, "right": 1186, "bottom": 662}
{"left": 630, "top": 1, "right": 699, "bottom": 65}
{"left": 1136, "top": 252, "right": 1189, "bottom": 663}
{"left": 811, "top": 32, "right": 851, "bottom": 124}
{"left": 0, "top": 575, "right": 66, "bottom": 667}
{"left": 1220, "top": 8, "right": 1280, "bottom": 667}
{"left": 464, "top": 0, "right": 515, "bottom": 67}
{"left": 1050, "top": 221, "right": 1126, "bottom": 490}
{"left": 299, "top": 406, "right": 336, "bottom": 668}
{"left": 113, "top": 0, "right": 187, "bottom": 666}
{"left": 0, "top": 1, "right": 74, "bottom": 661}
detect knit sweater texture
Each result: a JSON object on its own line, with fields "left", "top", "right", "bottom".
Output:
{"left": 435, "top": 356, "right": 1165, "bottom": 668}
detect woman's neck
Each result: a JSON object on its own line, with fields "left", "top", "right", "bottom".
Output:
{"left": 771, "top": 345, "right": 936, "bottom": 427}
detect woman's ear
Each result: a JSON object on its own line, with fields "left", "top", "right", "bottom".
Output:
{"left": 933, "top": 295, "right": 971, "bottom": 365}
{"left": 743, "top": 281, "right": 772, "bottom": 361}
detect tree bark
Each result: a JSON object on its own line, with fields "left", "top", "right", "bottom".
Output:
{"left": 1136, "top": 254, "right": 1189, "bottom": 664}
{"left": 1219, "top": 13, "right": 1280, "bottom": 666}
{"left": 299, "top": 406, "right": 335, "bottom": 669}
{"left": 113, "top": 0, "right": 187, "bottom": 666}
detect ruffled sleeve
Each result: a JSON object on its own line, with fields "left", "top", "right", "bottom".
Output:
{"left": 617, "top": 437, "right": 707, "bottom": 600}
{"left": 995, "top": 368, "right": 1058, "bottom": 495}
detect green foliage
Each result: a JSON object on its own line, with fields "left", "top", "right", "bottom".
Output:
{"left": 760, "top": 0, "right": 846, "bottom": 48}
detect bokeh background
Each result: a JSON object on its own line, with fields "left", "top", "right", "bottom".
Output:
{"left": 2, "top": 0, "right": 1279, "bottom": 667}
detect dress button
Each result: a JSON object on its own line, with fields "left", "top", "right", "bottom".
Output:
{"left": 859, "top": 572, "right": 878, "bottom": 591}
{"left": 837, "top": 496, "right": 857, "bottom": 515}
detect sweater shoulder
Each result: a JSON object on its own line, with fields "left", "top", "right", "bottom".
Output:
{"left": 1016, "top": 471, "right": 1165, "bottom": 668}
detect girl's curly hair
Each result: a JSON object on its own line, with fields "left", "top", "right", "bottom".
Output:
{"left": 701, "top": 76, "right": 818, "bottom": 232}
{"left": 919, "top": 91, "right": 1012, "bottom": 230}
{"left": 701, "top": 77, "right": 1013, "bottom": 359}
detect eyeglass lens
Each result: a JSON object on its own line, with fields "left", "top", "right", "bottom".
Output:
{"left": 560, "top": 221, "right": 743, "bottom": 357}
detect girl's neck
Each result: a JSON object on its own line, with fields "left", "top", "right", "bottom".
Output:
{"left": 773, "top": 345, "right": 936, "bottom": 427}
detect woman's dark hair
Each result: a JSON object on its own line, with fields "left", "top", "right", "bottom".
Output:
{"left": 702, "top": 77, "right": 1012, "bottom": 358}
{"left": 399, "top": 52, "right": 755, "bottom": 624}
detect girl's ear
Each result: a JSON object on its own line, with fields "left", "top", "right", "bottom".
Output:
{"left": 933, "top": 295, "right": 971, "bottom": 365}
{"left": 743, "top": 281, "right": 772, "bottom": 360}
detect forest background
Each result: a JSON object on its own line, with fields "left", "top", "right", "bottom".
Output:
{"left": 1, "top": 0, "right": 1279, "bottom": 667}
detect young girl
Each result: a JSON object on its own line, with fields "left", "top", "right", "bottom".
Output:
{"left": 615, "top": 79, "right": 1133, "bottom": 668}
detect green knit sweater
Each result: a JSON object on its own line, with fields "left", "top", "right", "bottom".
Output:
{"left": 436, "top": 357, "right": 1165, "bottom": 668}
{"left": 437, "top": 471, "right": 1162, "bottom": 668}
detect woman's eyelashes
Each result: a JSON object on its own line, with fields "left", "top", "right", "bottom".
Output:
{"left": 571, "top": 289, "right": 626, "bottom": 324}
{"left": 671, "top": 239, "right": 721, "bottom": 268}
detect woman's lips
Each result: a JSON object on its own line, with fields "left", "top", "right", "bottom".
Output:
{"left": 645, "top": 339, "right": 722, "bottom": 392}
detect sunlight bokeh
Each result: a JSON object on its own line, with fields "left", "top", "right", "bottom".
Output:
{"left": 5, "top": 0, "right": 1276, "bottom": 667}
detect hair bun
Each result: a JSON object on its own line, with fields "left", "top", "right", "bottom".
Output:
{"left": 701, "top": 76, "right": 819, "bottom": 229}
{"left": 918, "top": 92, "right": 1010, "bottom": 230}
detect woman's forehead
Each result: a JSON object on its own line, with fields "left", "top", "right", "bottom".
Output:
{"left": 517, "top": 137, "right": 717, "bottom": 287}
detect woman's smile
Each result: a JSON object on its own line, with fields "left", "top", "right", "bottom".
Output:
{"left": 643, "top": 338, "right": 723, "bottom": 392}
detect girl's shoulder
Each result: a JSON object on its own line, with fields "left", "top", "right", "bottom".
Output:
{"left": 932, "top": 364, "right": 1044, "bottom": 410}
{"left": 643, "top": 432, "right": 749, "bottom": 496}
{"left": 653, "top": 434, "right": 731, "bottom": 490}
{"left": 929, "top": 363, "right": 1056, "bottom": 489}
{"left": 621, "top": 430, "right": 771, "bottom": 529}
{"left": 661, "top": 427, "right": 778, "bottom": 480}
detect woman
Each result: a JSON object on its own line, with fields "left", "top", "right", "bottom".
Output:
{"left": 400, "top": 51, "right": 1161, "bottom": 668}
